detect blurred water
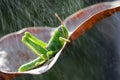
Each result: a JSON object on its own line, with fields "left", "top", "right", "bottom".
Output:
{"left": 0, "top": 0, "right": 118, "bottom": 80}
{"left": 0, "top": 0, "right": 112, "bottom": 37}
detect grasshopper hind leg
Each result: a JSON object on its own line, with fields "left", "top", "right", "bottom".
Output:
{"left": 22, "top": 32, "right": 48, "bottom": 59}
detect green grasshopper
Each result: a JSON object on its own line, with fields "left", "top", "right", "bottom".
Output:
{"left": 18, "top": 14, "right": 70, "bottom": 72}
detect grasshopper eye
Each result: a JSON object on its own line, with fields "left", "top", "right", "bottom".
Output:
{"left": 59, "top": 27, "right": 63, "bottom": 32}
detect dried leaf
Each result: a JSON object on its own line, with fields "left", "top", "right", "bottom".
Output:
{"left": 0, "top": 1, "right": 120, "bottom": 79}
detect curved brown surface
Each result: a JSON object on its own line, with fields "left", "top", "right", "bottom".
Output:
{"left": 64, "top": 1, "right": 120, "bottom": 41}
{"left": 0, "top": 1, "right": 120, "bottom": 80}
{"left": 0, "top": 71, "right": 21, "bottom": 80}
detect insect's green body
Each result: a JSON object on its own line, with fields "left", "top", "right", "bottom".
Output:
{"left": 18, "top": 25, "right": 69, "bottom": 72}
{"left": 47, "top": 25, "right": 69, "bottom": 57}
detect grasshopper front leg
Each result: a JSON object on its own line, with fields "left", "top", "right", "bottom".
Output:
{"left": 59, "top": 37, "right": 70, "bottom": 44}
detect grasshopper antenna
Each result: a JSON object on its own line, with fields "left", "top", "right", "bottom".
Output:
{"left": 55, "top": 13, "right": 64, "bottom": 26}
{"left": 55, "top": 13, "right": 65, "bottom": 36}
{"left": 55, "top": 13, "right": 70, "bottom": 43}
